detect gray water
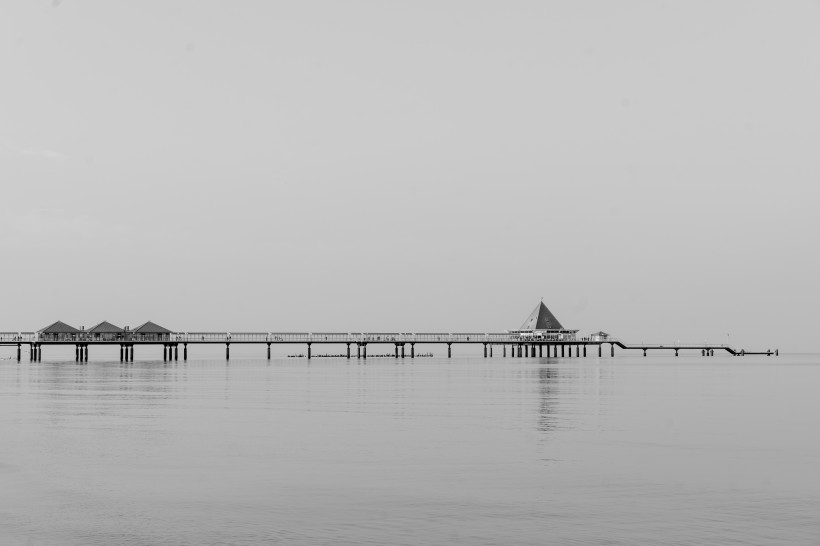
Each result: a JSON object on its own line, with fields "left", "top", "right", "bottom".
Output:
{"left": 2, "top": 354, "right": 819, "bottom": 545}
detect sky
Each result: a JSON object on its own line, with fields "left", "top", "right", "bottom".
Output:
{"left": 1, "top": 1, "right": 819, "bottom": 352}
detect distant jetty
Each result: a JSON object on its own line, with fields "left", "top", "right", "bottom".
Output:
{"left": 1, "top": 302, "right": 776, "bottom": 362}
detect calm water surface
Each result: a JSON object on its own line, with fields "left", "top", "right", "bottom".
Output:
{"left": 2, "top": 354, "right": 819, "bottom": 545}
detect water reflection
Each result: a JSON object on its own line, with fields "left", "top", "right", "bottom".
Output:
{"left": 1, "top": 355, "right": 819, "bottom": 545}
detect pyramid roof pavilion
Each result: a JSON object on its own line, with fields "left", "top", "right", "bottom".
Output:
{"left": 518, "top": 301, "right": 565, "bottom": 331}
{"left": 38, "top": 320, "right": 81, "bottom": 334}
{"left": 88, "top": 321, "right": 124, "bottom": 333}
{"left": 134, "top": 321, "right": 171, "bottom": 334}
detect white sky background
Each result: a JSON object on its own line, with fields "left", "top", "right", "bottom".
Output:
{"left": 1, "top": 1, "right": 818, "bottom": 352}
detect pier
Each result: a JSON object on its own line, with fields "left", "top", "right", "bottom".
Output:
{"left": 0, "top": 304, "right": 777, "bottom": 362}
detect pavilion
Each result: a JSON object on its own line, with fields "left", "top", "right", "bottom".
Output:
{"left": 509, "top": 301, "right": 578, "bottom": 341}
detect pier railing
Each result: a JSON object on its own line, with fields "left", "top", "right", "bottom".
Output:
{"left": 0, "top": 331, "right": 733, "bottom": 349}
{"left": 2, "top": 331, "right": 586, "bottom": 344}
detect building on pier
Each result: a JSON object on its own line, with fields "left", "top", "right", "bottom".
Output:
{"left": 133, "top": 321, "right": 172, "bottom": 342}
{"left": 508, "top": 301, "right": 578, "bottom": 341}
{"left": 87, "top": 321, "right": 125, "bottom": 341}
{"left": 37, "top": 320, "right": 81, "bottom": 342}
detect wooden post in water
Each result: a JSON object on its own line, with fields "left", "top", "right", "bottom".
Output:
{"left": 447, "top": 343, "right": 452, "bottom": 358}
{"left": 225, "top": 343, "right": 230, "bottom": 361}
{"left": 184, "top": 343, "right": 188, "bottom": 361}
{"left": 174, "top": 344, "right": 178, "bottom": 361}
{"left": 307, "top": 343, "right": 311, "bottom": 360}
{"left": 17, "top": 343, "right": 21, "bottom": 362}
{"left": 401, "top": 344, "right": 405, "bottom": 358}
{"left": 362, "top": 344, "right": 367, "bottom": 359}
{"left": 411, "top": 343, "right": 415, "bottom": 358}
{"left": 346, "top": 343, "right": 350, "bottom": 359}
{"left": 267, "top": 343, "right": 271, "bottom": 360}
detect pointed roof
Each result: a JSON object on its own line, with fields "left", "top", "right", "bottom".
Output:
{"left": 134, "top": 321, "right": 171, "bottom": 334}
{"left": 88, "top": 321, "right": 123, "bottom": 333}
{"left": 519, "top": 301, "right": 564, "bottom": 331}
{"left": 38, "top": 320, "right": 81, "bottom": 334}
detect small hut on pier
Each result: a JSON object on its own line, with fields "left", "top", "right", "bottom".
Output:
{"left": 38, "top": 320, "right": 82, "bottom": 342}
{"left": 87, "top": 321, "right": 124, "bottom": 342}
{"left": 133, "top": 321, "right": 172, "bottom": 342}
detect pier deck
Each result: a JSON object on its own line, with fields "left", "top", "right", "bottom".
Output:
{"left": 0, "top": 332, "right": 776, "bottom": 362}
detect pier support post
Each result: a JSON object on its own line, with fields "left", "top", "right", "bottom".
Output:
{"left": 519, "top": 344, "right": 523, "bottom": 357}
{"left": 643, "top": 349, "right": 647, "bottom": 357}
{"left": 611, "top": 344, "right": 614, "bottom": 357}
{"left": 129, "top": 345, "right": 134, "bottom": 362}
{"left": 226, "top": 343, "right": 230, "bottom": 361}
{"left": 184, "top": 343, "right": 188, "bottom": 361}
{"left": 395, "top": 344, "right": 399, "bottom": 358}
{"left": 675, "top": 348, "right": 679, "bottom": 357}
{"left": 561, "top": 345, "right": 565, "bottom": 358}
{"left": 447, "top": 343, "right": 452, "bottom": 358}
{"left": 120, "top": 345, "right": 124, "bottom": 362}
{"left": 503, "top": 345, "right": 506, "bottom": 357}
{"left": 362, "top": 344, "right": 367, "bottom": 359}
{"left": 538, "top": 345, "right": 542, "bottom": 358}
{"left": 346, "top": 343, "right": 350, "bottom": 359}
{"left": 83, "top": 345, "right": 88, "bottom": 362}
{"left": 174, "top": 344, "right": 178, "bottom": 361}
{"left": 307, "top": 343, "right": 311, "bottom": 360}
{"left": 163, "top": 345, "right": 167, "bottom": 362}
{"left": 484, "top": 343, "right": 488, "bottom": 358}
{"left": 267, "top": 343, "right": 271, "bottom": 360}
{"left": 17, "top": 343, "right": 21, "bottom": 362}
{"left": 489, "top": 345, "right": 493, "bottom": 357}
{"left": 357, "top": 344, "right": 361, "bottom": 359}
{"left": 411, "top": 343, "right": 415, "bottom": 358}
{"left": 401, "top": 344, "right": 405, "bottom": 359}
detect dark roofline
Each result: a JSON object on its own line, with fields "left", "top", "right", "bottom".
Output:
{"left": 134, "top": 321, "right": 172, "bottom": 334}
{"left": 87, "top": 321, "right": 124, "bottom": 333}
{"left": 38, "top": 320, "right": 81, "bottom": 334}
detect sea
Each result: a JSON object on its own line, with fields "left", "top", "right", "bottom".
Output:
{"left": 1, "top": 352, "right": 819, "bottom": 545}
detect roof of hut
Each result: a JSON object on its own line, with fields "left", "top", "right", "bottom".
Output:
{"left": 38, "top": 320, "right": 82, "bottom": 334}
{"left": 133, "top": 321, "right": 171, "bottom": 334}
{"left": 87, "top": 321, "right": 124, "bottom": 333}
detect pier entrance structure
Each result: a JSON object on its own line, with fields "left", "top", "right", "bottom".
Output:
{"left": 0, "top": 303, "right": 776, "bottom": 362}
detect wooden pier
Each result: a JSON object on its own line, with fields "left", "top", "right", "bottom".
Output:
{"left": 0, "top": 330, "right": 776, "bottom": 362}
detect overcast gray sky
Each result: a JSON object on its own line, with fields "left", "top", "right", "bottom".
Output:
{"left": 1, "top": 1, "right": 818, "bottom": 352}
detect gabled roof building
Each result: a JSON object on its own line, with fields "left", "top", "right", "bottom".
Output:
{"left": 38, "top": 320, "right": 81, "bottom": 341}
{"left": 88, "top": 321, "right": 124, "bottom": 341}
{"left": 133, "top": 321, "right": 172, "bottom": 341}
